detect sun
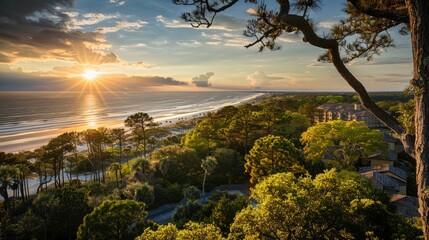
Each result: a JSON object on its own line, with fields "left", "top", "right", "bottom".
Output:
{"left": 81, "top": 69, "right": 99, "bottom": 81}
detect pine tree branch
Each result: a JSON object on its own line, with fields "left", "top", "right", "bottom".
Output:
{"left": 347, "top": 0, "right": 409, "bottom": 23}
{"left": 276, "top": 6, "right": 415, "bottom": 158}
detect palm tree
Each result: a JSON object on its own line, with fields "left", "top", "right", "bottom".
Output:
{"left": 15, "top": 164, "right": 30, "bottom": 202}
{"left": 201, "top": 156, "right": 217, "bottom": 202}
{"left": 109, "top": 163, "right": 123, "bottom": 188}
{"left": 133, "top": 158, "right": 152, "bottom": 182}
{"left": 0, "top": 165, "right": 18, "bottom": 220}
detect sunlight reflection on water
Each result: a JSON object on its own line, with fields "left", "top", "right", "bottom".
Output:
{"left": 82, "top": 94, "right": 102, "bottom": 128}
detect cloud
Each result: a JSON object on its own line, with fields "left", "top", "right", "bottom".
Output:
{"left": 132, "top": 61, "right": 153, "bottom": 68}
{"left": 0, "top": 66, "right": 69, "bottom": 91}
{"left": 214, "top": 15, "right": 246, "bottom": 30}
{"left": 97, "top": 20, "right": 148, "bottom": 33}
{"left": 192, "top": 72, "right": 214, "bottom": 87}
{"left": 247, "top": 71, "right": 285, "bottom": 89}
{"left": 246, "top": 8, "right": 258, "bottom": 16}
{"left": 367, "top": 57, "right": 412, "bottom": 66}
{"left": 68, "top": 12, "right": 120, "bottom": 27}
{"left": 201, "top": 32, "right": 250, "bottom": 47}
{"left": 347, "top": 57, "right": 412, "bottom": 67}
{"left": 176, "top": 40, "right": 202, "bottom": 47}
{"left": 360, "top": 73, "right": 411, "bottom": 83}
{"left": 307, "top": 61, "right": 327, "bottom": 68}
{"left": 156, "top": 14, "right": 245, "bottom": 31}
{"left": 277, "top": 34, "right": 301, "bottom": 43}
{"left": 156, "top": 15, "right": 189, "bottom": 28}
{"left": 0, "top": 67, "right": 188, "bottom": 91}
{"left": 109, "top": 0, "right": 126, "bottom": 6}
{"left": 122, "top": 76, "right": 188, "bottom": 87}
{"left": 0, "top": 0, "right": 118, "bottom": 64}
{"left": 318, "top": 21, "right": 337, "bottom": 28}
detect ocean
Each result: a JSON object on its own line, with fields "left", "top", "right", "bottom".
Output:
{"left": 0, "top": 91, "right": 264, "bottom": 152}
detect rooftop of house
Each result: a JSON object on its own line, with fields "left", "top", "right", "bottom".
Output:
{"left": 359, "top": 164, "right": 407, "bottom": 181}
{"left": 361, "top": 171, "right": 400, "bottom": 192}
{"left": 390, "top": 194, "right": 420, "bottom": 218}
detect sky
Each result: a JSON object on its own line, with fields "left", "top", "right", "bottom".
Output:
{"left": 0, "top": 0, "right": 413, "bottom": 92}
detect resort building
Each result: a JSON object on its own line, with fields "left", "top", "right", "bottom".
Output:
{"left": 314, "top": 103, "right": 385, "bottom": 128}
{"left": 359, "top": 164, "right": 408, "bottom": 195}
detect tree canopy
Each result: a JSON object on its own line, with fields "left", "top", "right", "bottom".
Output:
{"left": 137, "top": 222, "right": 223, "bottom": 240}
{"left": 301, "top": 120, "right": 386, "bottom": 169}
{"left": 171, "top": 0, "right": 429, "bottom": 235}
{"left": 229, "top": 169, "right": 421, "bottom": 239}
{"left": 77, "top": 200, "right": 147, "bottom": 240}
{"left": 245, "top": 134, "right": 304, "bottom": 183}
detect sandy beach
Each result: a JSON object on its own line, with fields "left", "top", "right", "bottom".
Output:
{"left": 0, "top": 114, "right": 197, "bottom": 153}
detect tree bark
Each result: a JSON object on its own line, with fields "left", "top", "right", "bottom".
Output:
{"left": 407, "top": 0, "right": 429, "bottom": 238}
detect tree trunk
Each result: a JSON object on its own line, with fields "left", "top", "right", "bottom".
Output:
{"left": 1, "top": 188, "right": 13, "bottom": 221}
{"left": 143, "top": 130, "right": 147, "bottom": 158}
{"left": 20, "top": 175, "right": 25, "bottom": 202}
{"left": 202, "top": 172, "right": 207, "bottom": 203}
{"left": 407, "top": 1, "right": 429, "bottom": 238}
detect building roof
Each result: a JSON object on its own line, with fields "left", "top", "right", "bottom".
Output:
{"left": 390, "top": 194, "right": 420, "bottom": 218}
{"left": 359, "top": 164, "right": 407, "bottom": 181}
{"left": 361, "top": 171, "right": 400, "bottom": 192}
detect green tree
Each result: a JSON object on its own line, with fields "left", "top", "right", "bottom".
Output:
{"left": 125, "top": 112, "right": 158, "bottom": 158}
{"left": 173, "top": 190, "right": 248, "bottom": 235}
{"left": 45, "top": 132, "right": 73, "bottom": 188}
{"left": 212, "top": 148, "right": 244, "bottom": 184}
{"left": 26, "top": 187, "right": 91, "bottom": 240}
{"left": 245, "top": 135, "right": 304, "bottom": 183}
{"left": 225, "top": 105, "right": 259, "bottom": 154}
{"left": 133, "top": 158, "right": 153, "bottom": 182}
{"left": 152, "top": 145, "right": 200, "bottom": 184}
{"left": 209, "top": 193, "right": 248, "bottom": 235}
{"left": 15, "top": 163, "right": 30, "bottom": 202}
{"left": 201, "top": 156, "right": 217, "bottom": 202}
{"left": 109, "top": 163, "right": 123, "bottom": 188}
{"left": 301, "top": 120, "right": 386, "bottom": 170}
{"left": 274, "top": 111, "right": 309, "bottom": 145}
{"left": 183, "top": 185, "right": 200, "bottom": 201}
{"left": 137, "top": 222, "right": 222, "bottom": 240}
{"left": 398, "top": 99, "right": 415, "bottom": 135}
{"left": 81, "top": 129, "right": 107, "bottom": 183}
{"left": 229, "top": 170, "right": 421, "bottom": 239}
{"left": 134, "top": 183, "right": 155, "bottom": 206}
{"left": 77, "top": 200, "right": 147, "bottom": 240}
{"left": 0, "top": 165, "right": 18, "bottom": 221}
{"left": 69, "top": 131, "right": 82, "bottom": 180}
{"left": 183, "top": 116, "right": 225, "bottom": 156}
{"left": 137, "top": 223, "right": 178, "bottom": 240}
{"left": 173, "top": 200, "right": 204, "bottom": 228}
{"left": 111, "top": 128, "right": 128, "bottom": 164}
{"left": 171, "top": 1, "right": 429, "bottom": 235}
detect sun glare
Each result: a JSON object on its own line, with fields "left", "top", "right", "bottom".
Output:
{"left": 81, "top": 70, "right": 99, "bottom": 81}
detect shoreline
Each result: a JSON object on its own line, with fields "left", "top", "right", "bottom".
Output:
{"left": 0, "top": 93, "right": 267, "bottom": 153}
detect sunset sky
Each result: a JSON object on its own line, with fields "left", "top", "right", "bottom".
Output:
{"left": 0, "top": 0, "right": 413, "bottom": 91}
